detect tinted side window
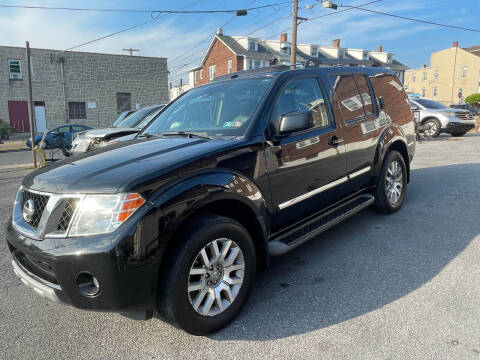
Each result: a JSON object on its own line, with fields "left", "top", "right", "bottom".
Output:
{"left": 370, "top": 74, "right": 406, "bottom": 109}
{"left": 329, "top": 75, "right": 365, "bottom": 122}
{"left": 353, "top": 74, "right": 374, "bottom": 116}
{"left": 72, "top": 126, "right": 85, "bottom": 132}
{"left": 271, "top": 77, "right": 330, "bottom": 134}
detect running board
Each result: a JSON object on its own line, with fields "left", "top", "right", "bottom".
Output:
{"left": 268, "top": 194, "right": 374, "bottom": 256}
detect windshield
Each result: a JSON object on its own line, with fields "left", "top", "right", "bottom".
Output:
{"left": 112, "top": 111, "right": 133, "bottom": 127}
{"left": 135, "top": 107, "right": 164, "bottom": 129}
{"left": 143, "top": 78, "right": 272, "bottom": 137}
{"left": 415, "top": 99, "right": 447, "bottom": 109}
{"left": 116, "top": 107, "right": 161, "bottom": 128}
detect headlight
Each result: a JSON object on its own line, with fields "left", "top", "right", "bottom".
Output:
{"left": 438, "top": 111, "right": 456, "bottom": 117}
{"left": 69, "top": 193, "right": 145, "bottom": 236}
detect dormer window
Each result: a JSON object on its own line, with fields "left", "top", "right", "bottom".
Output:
{"left": 248, "top": 41, "right": 258, "bottom": 51}
{"left": 311, "top": 47, "right": 318, "bottom": 57}
{"left": 363, "top": 53, "right": 369, "bottom": 60}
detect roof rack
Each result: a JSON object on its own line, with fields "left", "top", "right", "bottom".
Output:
{"left": 213, "top": 65, "right": 289, "bottom": 81}
{"left": 303, "top": 58, "right": 377, "bottom": 68}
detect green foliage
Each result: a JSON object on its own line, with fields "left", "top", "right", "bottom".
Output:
{"left": 465, "top": 93, "right": 480, "bottom": 106}
{"left": 0, "top": 119, "right": 10, "bottom": 139}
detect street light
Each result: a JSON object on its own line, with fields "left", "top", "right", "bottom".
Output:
{"left": 322, "top": 1, "right": 338, "bottom": 10}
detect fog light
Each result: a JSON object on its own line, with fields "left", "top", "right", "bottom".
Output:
{"left": 76, "top": 272, "right": 100, "bottom": 297}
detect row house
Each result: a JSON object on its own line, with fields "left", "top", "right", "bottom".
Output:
{"left": 188, "top": 29, "right": 408, "bottom": 87}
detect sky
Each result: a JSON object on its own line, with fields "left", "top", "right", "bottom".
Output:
{"left": 0, "top": 0, "right": 479, "bottom": 84}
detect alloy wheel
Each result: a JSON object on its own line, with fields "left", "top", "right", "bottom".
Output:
{"left": 385, "top": 160, "right": 403, "bottom": 205}
{"left": 187, "top": 238, "right": 245, "bottom": 317}
{"left": 424, "top": 120, "right": 438, "bottom": 137}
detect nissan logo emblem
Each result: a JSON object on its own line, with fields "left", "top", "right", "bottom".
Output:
{"left": 23, "top": 199, "right": 35, "bottom": 223}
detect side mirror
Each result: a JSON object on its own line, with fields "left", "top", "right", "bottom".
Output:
{"left": 410, "top": 105, "right": 419, "bottom": 111}
{"left": 278, "top": 110, "right": 314, "bottom": 135}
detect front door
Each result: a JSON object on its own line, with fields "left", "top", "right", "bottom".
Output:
{"left": 34, "top": 102, "right": 47, "bottom": 133}
{"left": 8, "top": 101, "right": 29, "bottom": 132}
{"left": 265, "top": 77, "right": 347, "bottom": 233}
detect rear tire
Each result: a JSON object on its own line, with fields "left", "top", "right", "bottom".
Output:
{"left": 157, "top": 215, "right": 256, "bottom": 335}
{"left": 373, "top": 150, "right": 407, "bottom": 214}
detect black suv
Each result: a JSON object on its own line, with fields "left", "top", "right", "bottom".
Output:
{"left": 6, "top": 66, "right": 415, "bottom": 335}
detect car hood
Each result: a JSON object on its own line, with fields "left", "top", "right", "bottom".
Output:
{"left": 23, "top": 137, "right": 238, "bottom": 195}
{"left": 81, "top": 128, "right": 140, "bottom": 139}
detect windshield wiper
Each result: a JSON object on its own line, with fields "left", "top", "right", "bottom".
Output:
{"left": 161, "top": 131, "right": 214, "bottom": 140}
{"left": 137, "top": 133, "right": 157, "bottom": 138}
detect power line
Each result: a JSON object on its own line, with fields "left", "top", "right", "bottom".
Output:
{"left": 0, "top": 2, "right": 293, "bottom": 14}
{"left": 169, "top": 2, "right": 296, "bottom": 72}
{"left": 339, "top": 5, "right": 480, "bottom": 33}
{"left": 168, "top": 0, "right": 383, "bottom": 79}
{"left": 61, "top": 0, "right": 206, "bottom": 52}
{"left": 168, "top": 0, "right": 258, "bottom": 67}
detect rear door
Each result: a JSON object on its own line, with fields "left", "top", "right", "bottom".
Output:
{"left": 327, "top": 73, "right": 380, "bottom": 187}
{"left": 266, "top": 76, "right": 347, "bottom": 232}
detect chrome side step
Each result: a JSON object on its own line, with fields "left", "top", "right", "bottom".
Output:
{"left": 268, "top": 194, "right": 374, "bottom": 256}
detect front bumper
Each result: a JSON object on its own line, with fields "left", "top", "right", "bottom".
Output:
{"left": 443, "top": 121, "right": 475, "bottom": 134}
{"left": 6, "top": 218, "right": 160, "bottom": 314}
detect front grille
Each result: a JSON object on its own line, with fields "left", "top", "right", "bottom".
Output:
{"left": 57, "top": 198, "right": 79, "bottom": 231}
{"left": 21, "top": 190, "right": 49, "bottom": 229}
{"left": 455, "top": 112, "right": 474, "bottom": 121}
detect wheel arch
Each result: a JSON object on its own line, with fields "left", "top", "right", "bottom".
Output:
{"left": 150, "top": 171, "right": 271, "bottom": 273}
{"left": 383, "top": 139, "right": 410, "bottom": 183}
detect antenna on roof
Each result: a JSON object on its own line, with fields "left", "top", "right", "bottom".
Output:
{"left": 122, "top": 48, "right": 140, "bottom": 56}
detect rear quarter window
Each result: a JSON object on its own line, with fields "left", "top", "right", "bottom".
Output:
{"left": 370, "top": 74, "right": 412, "bottom": 125}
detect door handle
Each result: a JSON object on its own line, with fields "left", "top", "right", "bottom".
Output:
{"left": 328, "top": 136, "right": 344, "bottom": 146}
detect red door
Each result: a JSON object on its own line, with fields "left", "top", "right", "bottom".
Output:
{"left": 8, "top": 101, "right": 30, "bottom": 132}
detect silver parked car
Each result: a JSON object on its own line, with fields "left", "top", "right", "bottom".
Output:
{"left": 70, "top": 105, "right": 165, "bottom": 154}
{"left": 409, "top": 98, "right": 476, "bottom": 137}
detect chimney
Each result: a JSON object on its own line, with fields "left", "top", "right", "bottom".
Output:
{"left": 280, "top": 33, "right": 288, "bottom": 42}
{"left": 377, "top": 44, "right": 383, "bottom": 52}
{"left": 422, "top": 64, "right": 427, "bottom": 68}
{"left": 452, "top": 41, "right": 458, "bottom": 47}
{"left": 179, "top": 78, "right": 183, "bottom": 87}
{"left": 332, "top": 39, "right": 340, "bottom": 48}
{"left": 216, "top": 28, "right": 223, "bottom": 35}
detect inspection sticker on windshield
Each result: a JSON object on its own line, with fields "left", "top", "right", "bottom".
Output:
{"left": 223, "top": 121, "right": 242, "bottom": 128}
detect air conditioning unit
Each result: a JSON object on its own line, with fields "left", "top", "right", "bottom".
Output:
{"left": 10, "top": 73, "right": 23, "bottom": 80}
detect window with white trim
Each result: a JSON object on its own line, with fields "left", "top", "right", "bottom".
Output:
{"left": 461, "top": 66, "right": 468, "bottom": 78}
{"left": 8, "top": 59, "right": 22, "bottom": 80}
{"left": 200, "top": 69, "right": 203, "bottom": 80}
{"left": 227, "top": 60, "right": 233, "bottom": 74}
{"left": 433, "top": 87, "right": 438, "bottom": 97}
{"left": 422, "top": 71, "right": 427, "bottom": 81}
{"left": 433, "top": 70, "right": 439, "bottom": 80}
{"left": 209, "top": 65, "right": 216, "bottom": 80}
{"left": 311, "top": 47, "right": 318, "bottom": 57}
{"left": 248, "top": 41, "right": 258, "bottom": 51}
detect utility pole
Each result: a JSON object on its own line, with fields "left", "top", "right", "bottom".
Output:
{"left": 290, "top": 0, "right": 298, "bottom": 69}
{"left": 25, "top": 41, "right": 37, "bottom": 168}
{"left": 122, "top": 48, "right": 140, "bottom": 56}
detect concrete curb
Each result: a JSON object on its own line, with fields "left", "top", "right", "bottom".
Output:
{"left": 0, "top": 148, "right": 30, "bottom": 154}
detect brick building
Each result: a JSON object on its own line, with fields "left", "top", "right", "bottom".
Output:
{"left": 1, "top": 45, "right": 168, "bottom": 133}
{"left": 188, "top": 29, "right": 408, "bottom": 87}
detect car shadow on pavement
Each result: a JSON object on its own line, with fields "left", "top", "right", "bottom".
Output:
{"left": 212, "top": 163, "right": 480, "bottom": 341}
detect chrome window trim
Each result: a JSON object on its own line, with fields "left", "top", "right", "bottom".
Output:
{"left": 278, "top": 166, "right": 372, "bottom": 210}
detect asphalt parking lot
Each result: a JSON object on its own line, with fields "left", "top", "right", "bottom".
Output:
{"left": 1, "top": 134, "right": 480, "bottom": 359}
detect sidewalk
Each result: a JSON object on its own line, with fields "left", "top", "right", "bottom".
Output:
{"left": 0, "top": 140, "right": 29, "bottom": 153}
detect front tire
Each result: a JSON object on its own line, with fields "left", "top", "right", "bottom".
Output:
{"left": 157, "top": 215, "right": 256, "bottom": 335}
{"left": 373, "top": 150, "right": 407, "bottom": 214}
{"left": 423, "top": 119, "right": 441, "bottom": 137}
